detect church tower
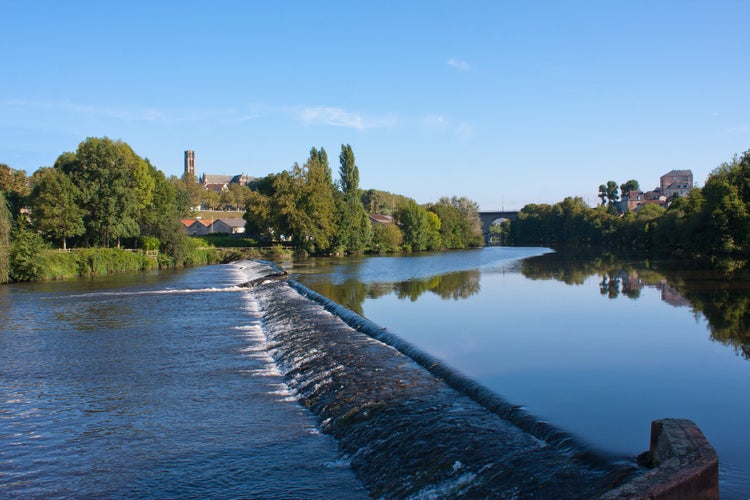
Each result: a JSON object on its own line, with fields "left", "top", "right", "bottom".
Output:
{"left": 184, "top": 150, "right": 195, "bottom": 176}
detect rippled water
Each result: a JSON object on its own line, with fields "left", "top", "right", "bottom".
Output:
{"left": 1, "top": 265, "right": 366, "bottom": 499}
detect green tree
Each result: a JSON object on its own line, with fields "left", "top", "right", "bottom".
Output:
{"left": 29, "top": 168, "right": 86, "bottom": 250}
{"left": 396, "top": 200, "right": 441, "bottom": 252}
{"left": 597, "top": 180, "right": 620, "bottom": 209}
{"left": 139, "top": 164, "right": 193, "bottom": 260}
{"left": 0, "top": 163, "right": 30, "bottom": 216}
{"left": 597, "top": 184, "right": 608, "bottom": 206}
{"left": 605, "top": 180, "right": 619, "bottom": 208}
{"left": 9, "top": 217, "right": 45, "bottom": 282}
{"left": 361, "top": 189, "right": 410, "bottom": 215}
{"left": 57, "top": 137, "right": 152, "bottom": 247}
{"left": 270, "top": 148, "right": 338, "bottom": 253}
{"left": 371, "top": 222, "right": 403, "bottom": 253}
{"left": 429, "top": 196, "right": 484, "bottom": 248}
{"left": 179, "top": 172, "right": 204, "bottom": 210}
{"left": 620, "top": 179, "right": 640, "bottom": 198}
{"left": 243, "top": 189, "right": 274, "bottom": 240}
{"left": 0, "top": 192, "right": 10, "bottom": 283}
{"left": 244, "top": 173, "right": 284, "bottom": 241}
{"left": 168, "top": 175, "right": 192, "bottom": 216}
{"left": 297, "top": 148, "right": 339, "bottom": 253}
{"left": 337, "top": 144, "right": 371, "bottom": 253}
{"left": 201, "top": 189, "right": 220, "bottom": 213}
{"left": 224, "top": 182, "right": 250, "bottom": 211}
{"left": 701, "top": 177, "right": 748, "bottom": 254}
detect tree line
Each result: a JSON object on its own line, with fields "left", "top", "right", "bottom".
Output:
{"left": 242, "top": 145, "right": 484, "bottom": 254}
{"left": 500, "top": 149, "right": 750, "bottom": 261}
{"left": 0, "top": 137, "right": 484, "bottom": 283}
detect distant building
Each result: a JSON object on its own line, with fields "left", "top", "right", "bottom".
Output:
{"left": 181, "top": 218, "right": 212, "bottom": 235}
{"left": 184, "top": 151, "right": 253, "bottom": 192}
{"left": 660, "top": 170, "right": 693, "bottom": 199}
{"left": 180, "top": 218, "right": 246, "bottom": 235}
{"left": 211, "top": 218, "right": 246, "bottom": 234}
{"left": 199, "top": 173, "right": 254, "bottom": 192}
{"left": 368, "top": 214, "right": 394, "bottom": 225}
{"left": 619, "top": 169, "right": 694, "bottom": 213}
{"left": 184, "top": 150, "right": 195, "bottom": 177}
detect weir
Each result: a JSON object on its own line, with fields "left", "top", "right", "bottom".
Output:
{"left": 240, "top": 261, "right": 719, "bottom": 498}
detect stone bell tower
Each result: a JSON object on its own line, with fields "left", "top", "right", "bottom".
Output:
{"left": 184, "top": 150, "right": 195, "bottom": 176}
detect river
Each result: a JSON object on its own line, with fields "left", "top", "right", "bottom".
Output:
{"left": 1, "top": 247, "right": 748, "bottom": 497}
{"left": 1, "top": 264, "right": 366, "bottom": 499}
{"left": 290, "top": 246, "right": 750, "bottom": 498}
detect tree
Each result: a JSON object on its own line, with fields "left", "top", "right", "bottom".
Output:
{"left": 337, "top": 144, "right": 371, "bottom": 253}
{"left": 139, "top": 165, "right": 193, "bottom": 260}
{"left": 29, "top": 168, "right": 85, "bottom": 250}
{"left": 0, "top": 163, "right": 27, "bottom": 193}
{"left": 598, "top": 184, "right": 608, "bottom": 206}
{"left": 201, "top": 189, "right": 220, "bottom": 212}
{"left": 297, "top": 148, "right": 339, "bottom": 253}
{"left": 0, "top": 163, "right": 30, "bottom": 216}
{"left": 371, "top": 222, "right": 403, "bottom": 253}
{"left": 179, "top": 172, "right": 204, "bottom": 210}
{"left": 620, "top": 179, "right": 640, "bottom": 198}
{"left": 430, "top": 196, "right": 484, "bottom": 248}
{"left": 0, "top": 192, "right": 10, "bottom": 283}
{"left": 605, "top": 181, "right": 619, "bottom": 208}
{"left": 362, "top": 189, "right": 410, "bottom": 215}
{"left": 243, "top": 188, "right": 274, "bottom": 240}
{"left": 56, "top": 137, "right": 152, "bottom": 247}
{"left": 396, "top": 200, "right": 441, "bottom": 252}
{"left": 597, "top": 180, "right": 620, "bottom": 210}
{"left": 226, "top": 182, "right": 250, "bottom": 211}
{"left": 9, "top": 217, "right": 45, "bottom": 282}
{"left": 168, "top": 175, "right": 192, "bottom": 216}
{"left": 270, "top": 148, "right": 338, "bottom": 253}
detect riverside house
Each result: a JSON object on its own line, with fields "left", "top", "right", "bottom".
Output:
{"left": 181, "top": 218, "right": 246, "bottom": 235}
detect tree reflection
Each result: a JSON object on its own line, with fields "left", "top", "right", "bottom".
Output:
{"left": 521, "top": 250, "right": 750, "bottom": 360}
{"left": 305, "top": 269, "right": 481, "bottom": 316}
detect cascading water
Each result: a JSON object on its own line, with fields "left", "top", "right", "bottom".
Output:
{"left": 235, "top": 260, "right": 635, "bottom": 497}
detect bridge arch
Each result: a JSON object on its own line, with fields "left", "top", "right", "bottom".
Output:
{"left": 478, "top": 211, "right": 518, "bottom": 242}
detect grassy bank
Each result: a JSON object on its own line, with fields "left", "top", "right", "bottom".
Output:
{"left": 33, "top": 247, "right": 225, "bottom": 281}
{"left": 21, "top": 244, "right": 293, "bottom": 282}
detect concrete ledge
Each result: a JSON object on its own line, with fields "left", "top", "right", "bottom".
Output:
{"left": 602, "top": 418, "right": 718, "bottom": 499}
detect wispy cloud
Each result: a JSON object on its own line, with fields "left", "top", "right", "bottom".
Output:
{"left": 1, "top": 99, "right": 261, "bottom": 124}
{"left": 447, "top": 58, "right": 471, "bottom": 71}
{"left": 423, "top": 114, "right": 448, "bottom": 128}
{"left": 297, "top": 106, "right": 396, "bottom": 129}
{"left": 422, "top": 113, "right": 474, "bottom": 139}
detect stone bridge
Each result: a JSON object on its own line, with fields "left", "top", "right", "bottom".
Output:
{"left": 478, "top": 211, "right": 519, "bottom": 240}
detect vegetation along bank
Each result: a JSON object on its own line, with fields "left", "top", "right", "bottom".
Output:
{"left": 0, "top": 137, "right": 484, "bottom": 283}
{"left": 494, "top": 149, "right": 750, "bottom": 265}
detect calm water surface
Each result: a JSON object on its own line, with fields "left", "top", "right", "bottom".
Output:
{"left": 291, "top": 247, "right": 750, "bottom": 499}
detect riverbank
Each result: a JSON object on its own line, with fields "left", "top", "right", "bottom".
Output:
{"left": 4, "top": 245, "right": 294, "bottom": 283}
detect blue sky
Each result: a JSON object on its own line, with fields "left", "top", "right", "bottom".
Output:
{"left": 2, "top": 1, "right": 749, "bottom": 210}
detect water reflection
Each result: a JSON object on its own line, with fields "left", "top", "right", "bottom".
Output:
{"left": 296, "top": 249, "right": 750, "bottom": 361}
{"left": 521, "top": 251, "right": 750, "bottom": 360}
{"left": 306, "top": 269, "right": 481, "bottom": 315}
{"left": 291, "top": 248, "right": 750, "bottom": 495}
